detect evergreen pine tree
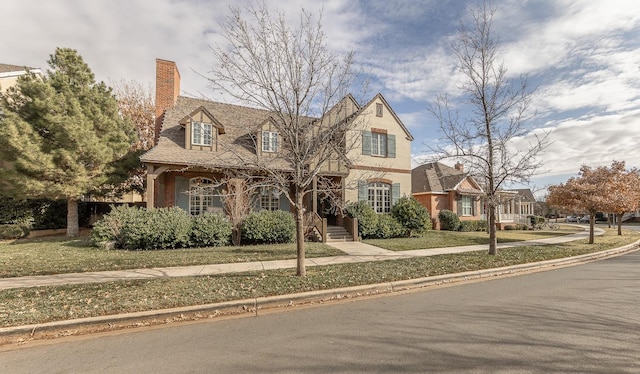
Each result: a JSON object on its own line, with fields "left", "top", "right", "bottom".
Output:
{"left": 0, "top": 48, "right": 134, "bottom": 236}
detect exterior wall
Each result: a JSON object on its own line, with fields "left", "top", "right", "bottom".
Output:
{"left": 344, "top": 169, "right": 411, "bottom": 204}
{"left": 344, "top": 96, "right": 412, "bottom": 206}
{"left": 0, "top": 76, "right": 20, "bottom": 93}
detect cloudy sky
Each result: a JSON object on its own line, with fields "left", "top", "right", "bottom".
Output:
{"left": 3, "top": 0, "right": 640, "bottom": 195}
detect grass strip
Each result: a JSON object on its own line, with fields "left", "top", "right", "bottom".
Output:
{"left": 364, "top": 226, "right": 582, "bottom": 251}
{"left": 1, "top": 228, "right": 637, "bottom": 328}
{"left": 0, "top": 227, "right": 579, "bottom": 277}
{"left": 0, "top": 239, "right": 341, "bottom": 278}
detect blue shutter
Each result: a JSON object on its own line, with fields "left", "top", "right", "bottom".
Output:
{"left": 175, "top": 176, "right": 190, "bottom": 212}
{"left": 358, "top": 181, "right": 368, "bottom": 202}
{"left": 279, "top": 192, "right": 290, "bottom": 212}
{"left": 361, "top": 131, "right": 371, "bottom": 155}
{"left": 392, "top": 183, "right": 400, "bottom": 206}
{"left": 387, "top": 134, "right": 396, "bottom": 158}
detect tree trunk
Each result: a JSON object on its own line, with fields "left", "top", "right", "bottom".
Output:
{"left": 295, "top": 188, "right": 306, "bottom": 276}
{"left": 232, "top": 227, "right": 241, "bottom": 246}
{"left": 488, "top": 203, "right": 497, "bottom": 255}
{"left": 617, "top": 213, "right": 623, "bottom": 236}
{"left": 67, "top": 196, "right": 79, "bottom": 237}
{"left": 588, "top": 211, "right": 595, "bottom": 244}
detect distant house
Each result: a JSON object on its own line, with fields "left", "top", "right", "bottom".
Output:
{"left": 141, "top": 59, "right": 413, "bottom": 240}
{"left": 412, "top": 162, "right": 539, "bottom": 229}
{"left": 0, "top": 63, "right": 42, "bottom": 94}
{"left": 412, "top": 162, "right": 483, "bottom": 229}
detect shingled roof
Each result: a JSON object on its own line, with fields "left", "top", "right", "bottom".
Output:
{"left": 411, "top": 162, "right": 482, "bottom": 194}
{"left": 141, "top": 96, "right": 321, "bottom": 171}
{"left": 0, "top": 63, "right": 39, "bottom": 74}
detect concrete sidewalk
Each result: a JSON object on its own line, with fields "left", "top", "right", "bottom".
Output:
{"left": 0, "top": 227, "right": 604, "bottom": 291}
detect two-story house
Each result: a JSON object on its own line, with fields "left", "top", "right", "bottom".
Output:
{"left": 141, "top": 59, "right": 413, "bottom": 240}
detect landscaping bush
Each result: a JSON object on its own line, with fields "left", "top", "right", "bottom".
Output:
{"left": 143, "top": 208, "right": 192, "bottom": 249}
{"left": 345, "top": 201, "right": 379, "bottom": 239}
{"left": 458, "top": 220, "right": 487, "bottom": 232}
{"left": 391, "top": 196, "right": 431, "bottom": 236}
{"left": 190, "top": 213, "right": 232, "bottom": 247}
{"left": 438, "top": 210, "right": 460, "bottom": 231}
{"left": 374, "top": 214, "right": 405, "bottom": 239}
{"left": 241, "top": 210, "right": 296, "bottom": 244}
{"left": 91, "top": 206, "right": 192, "bottom": 250}
{"left": 0, "top": 224, "right": 30, "bottom": 239}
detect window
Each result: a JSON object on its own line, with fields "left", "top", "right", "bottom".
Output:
{"left": 189, "top": 178, "right": 216, "bottom": 215}
{"left": 461, "top": 196, "right": 473, "bottom": 216}
{"left": 362, "top": 131, "right": 395, "bottom": 158}
{"left": 192, "top": 122, "right": 213, "bottom": 146}
{"left": 368, "top": 182, "right": 391, "bottom": 213}
{"left": 376, "top": 103, "right": 383, "bottom": 117}
{"left": 262, "top": 131, "right": 278, "bottom": 152}
{"left": 260, "top": 187, "right": 280, "bottom": 211}
{"left": 371, "top": 132, "right": 387, "bottom": 156}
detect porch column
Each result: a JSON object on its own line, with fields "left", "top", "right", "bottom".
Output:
{"left": 146, "top": 166, "right": 155, "bottom": 209}
{"left": 146, "top": 165, "right": 170, "bottom": 209}
{"left": 312, "top": 177, "right": 318, "bottom": 214}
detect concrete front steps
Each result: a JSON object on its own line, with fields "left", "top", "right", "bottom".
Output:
{"left": 325, "top": 225, "right": 354, "bottom": 242}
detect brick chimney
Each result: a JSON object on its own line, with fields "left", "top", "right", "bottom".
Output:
{"left": 454, "top": 162, "right": 464, "bottom": 172}
{"left": 154, "top": 58, "right": 180, "bottom": 144}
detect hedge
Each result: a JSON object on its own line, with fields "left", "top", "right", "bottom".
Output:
{"left": 241, "top": 210, "right": 296, "bottom": 244}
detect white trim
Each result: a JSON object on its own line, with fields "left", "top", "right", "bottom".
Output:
{"left": 0, "top": 69, "right": 43, "bottom": 78}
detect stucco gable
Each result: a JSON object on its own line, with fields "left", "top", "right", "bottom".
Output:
{"left": 359, "top": 93, "right": 414, "bottom": 141}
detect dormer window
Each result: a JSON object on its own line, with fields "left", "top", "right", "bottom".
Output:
{"left": 262, "top": 131, "right": 278, "bottom": 152}
{"left": 192, "top": 122, "right": 213, "bottom": 146}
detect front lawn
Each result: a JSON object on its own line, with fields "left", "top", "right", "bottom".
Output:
{"left": 365, "top": 225, "right": 582, "bottom": 251}
{"left": 0, "top": 237, "right": 342, "bottom": 278}
{"left": 0, "top": 226, "right": 581, "bottom": 277}
{"left": 1, "top": 228, "right": 638, "bottom": 329}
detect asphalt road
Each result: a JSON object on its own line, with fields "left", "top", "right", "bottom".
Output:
{"left": 2, "top": 250, "right": 639, "bottom": 373}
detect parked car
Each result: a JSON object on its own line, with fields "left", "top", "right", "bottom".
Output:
{"left": 566, "top": 215, "right": 578, "bottom": 222}
{"left": 579, "top": 215, "right": 590, "bottom": 223}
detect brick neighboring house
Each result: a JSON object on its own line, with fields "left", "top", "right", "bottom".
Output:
{"left": 141, "top": 59, "right": 413, "bottom": 240}
{"left": 412, "top": 162, "right": 539, "bottom": 229}
{"left": 412, "top": 162, "right": 484, "bottom": 229}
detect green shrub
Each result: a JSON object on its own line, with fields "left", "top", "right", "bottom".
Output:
{"left": 504, "top": 225, "right": 516, "bottom": 230}
{"left": 0, "top": 224, "right": 30, "bottom": 239}
{"left": 191, "top": 213, "right": 232, "bottom": 247}
{"left": 374, "top": 214, "right": 405, "bottom": 239}
{"left": 345, "top": 201, "right": 379, "bottom": 239}
{"left": 391, "top": 196, "right": 431, "bottom": 236}
{"left": 241, "top": 210, "right": 295, "bottom": 244}
{"left": 91, "top": 206, "right": 192, "bottom": 250}
{"left": 458, "top": 220, "right": 487, "bottom": 232}
{"left": 438, "top": 210, "right": 460, "bottom": 231}
{"left": 91, "top": 205, "right": 142, "bottom": 248}
{"left": 144, "top": 208, "right": 192, "bottom": 249}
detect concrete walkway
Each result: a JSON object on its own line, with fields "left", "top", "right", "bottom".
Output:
{"left": 0, "top": 227, "right": 604, "bottom": 291}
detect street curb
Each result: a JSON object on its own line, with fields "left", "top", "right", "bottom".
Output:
{"left": 2, "top": 239, "right": 639, "bottom": 344}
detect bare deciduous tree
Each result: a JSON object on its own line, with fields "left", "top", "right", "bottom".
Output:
{"left": 208, "top": 2, "right": 361, "bottom": 276}
{"left": 94, "top": 80, "right": 156, "bottom": 197}
{"left": 427, "top": 1, "right": 548, "bottom": 255}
